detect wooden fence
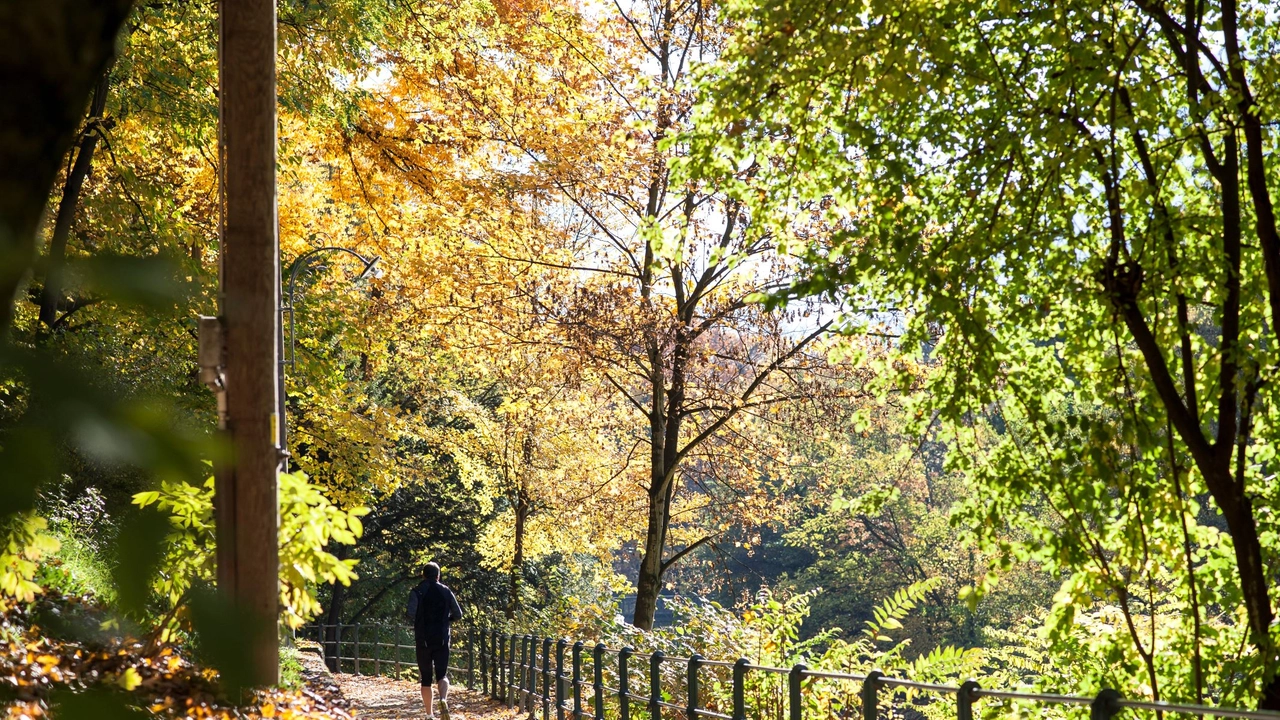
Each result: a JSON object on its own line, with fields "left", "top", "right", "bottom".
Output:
{"left": 299, "top": 623, "right": 476, "bottom": 684}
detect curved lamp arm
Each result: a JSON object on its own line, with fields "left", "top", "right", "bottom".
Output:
{"left": 277, "top": 245, "right": 382, "bottom": 470}
{"left": 283, "top": 246, "right": 380, "bottom": 366}
{"left": 285, "top": 246, "right": 380, "bottom": 308}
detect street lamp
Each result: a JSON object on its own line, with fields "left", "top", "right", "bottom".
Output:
{"left": 278, "top": 246, "right": 382, "bottom": 469}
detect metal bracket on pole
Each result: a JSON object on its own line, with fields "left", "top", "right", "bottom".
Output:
{"left": 198, "top": 315, "right": 227, "bottom": 424}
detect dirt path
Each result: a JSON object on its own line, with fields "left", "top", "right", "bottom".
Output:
{"left": 333, "top": 674, "right": 525, "bottom": 720}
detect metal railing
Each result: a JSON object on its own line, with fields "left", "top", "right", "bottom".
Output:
{"left": 305, "top": 621, "right": 1280, "bottom": 719}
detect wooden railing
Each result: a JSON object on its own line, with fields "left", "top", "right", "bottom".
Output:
{"left": 299, "top": 622, "right": 476, "bottom": 685}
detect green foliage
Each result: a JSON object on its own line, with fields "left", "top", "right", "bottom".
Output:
{"left": 28, "top": 483, "right": 116, "bottom": 602}
{"left": 0, "top": 515, "right": 59, "bottom": 610}
{"left": 279, "top": 643, "right": 305, "bottom": 690}
{"left": 133, "top": 470, "right": 366, "bottom": 630}
{"left": 685, "top": 0, "right": 1280, "bottom": 706}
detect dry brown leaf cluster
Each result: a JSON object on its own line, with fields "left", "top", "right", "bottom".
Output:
{"left": 0, "top": 595, "right": 352, "bottom": 720}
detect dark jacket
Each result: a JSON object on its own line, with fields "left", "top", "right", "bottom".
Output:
{"left": 411, "top": 578, "right": 463, "bottom": 648}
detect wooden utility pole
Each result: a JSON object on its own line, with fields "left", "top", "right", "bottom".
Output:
{"left": 217, "top": 0, "right": 280, "bottom": 686}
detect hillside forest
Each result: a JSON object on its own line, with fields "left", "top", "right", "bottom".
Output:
{"left": 2, "top": 0, "right": 1280, "bottom": 716}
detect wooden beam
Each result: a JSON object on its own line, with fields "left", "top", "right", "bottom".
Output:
{"left": 216, "top": 0, "right": 280, "bottom": 687}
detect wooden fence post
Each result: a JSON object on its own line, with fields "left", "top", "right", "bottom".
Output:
{"left": 395, "top": 626, "right": 402, "bottom": 677}
{"left": 354, "top": 625, "right": 362, "bottom": 675}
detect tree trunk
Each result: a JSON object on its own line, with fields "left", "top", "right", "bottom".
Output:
{"left": 1202, "top": 469, "right": 1279, "bottom": 709}
{"left": 632, "top": 351, "right": 667, "bottom": 630}
{"left": 0, "top": 0, "right": 132, "bottom": 338}
{"left": 509, "top": 488, "right": 528, "bottom": 617}
{"left": 39, "top": 68, "right": 110, "bottom": 328}
{"left": 633, "top": 341, "right": 685, "bottom": 631}
{"left": 632, "top": 482, "right": 670, "bottom": 630}
{"left": 323, "top": 580, "right": 347, "bottom": 671}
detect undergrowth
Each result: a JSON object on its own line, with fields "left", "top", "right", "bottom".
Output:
{"left": 279, "top": 643, "right": 305, "bottom": 690}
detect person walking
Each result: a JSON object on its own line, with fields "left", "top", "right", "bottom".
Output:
{"left": 408, "top": 561, "right": 464, "bottom": 720}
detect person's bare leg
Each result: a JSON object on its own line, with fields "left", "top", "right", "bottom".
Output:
{"left": 438, "top": 677, "right": 451, "bottom": 720}
{"left": 422, "top": 684, "right": 435, "bottom": 718}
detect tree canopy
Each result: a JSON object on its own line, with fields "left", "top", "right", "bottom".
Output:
{"left": 687, "top": 0, "right": 1280, "bottom": 708}
{"left": 6, "top": 0, "right": 1280, "bottom": 713}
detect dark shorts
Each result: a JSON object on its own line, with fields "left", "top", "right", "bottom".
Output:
{"left": 417, "top": 642, "right": 449, "bottom": 686}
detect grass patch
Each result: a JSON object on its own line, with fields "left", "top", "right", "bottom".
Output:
{"left": 280, "top": 643, "right": 305, "bottom": 690}
{"left": 37, "top": 525, "right": 116, "bottom": 602}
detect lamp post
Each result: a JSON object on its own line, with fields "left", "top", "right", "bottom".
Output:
{"left": 278, "top": 247, "right": 381, "bottom": 469}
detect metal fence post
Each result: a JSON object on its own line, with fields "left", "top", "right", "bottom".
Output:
{"left": 789, "top": 664, "right": 807, "bottom": 720}
{"left": 861, "top": 670, "right": 883, "bottom": 720}
{"left": 649, "top": 651, "right": 665, "bottom": 720}
{"left": 543, "top": 637, "right": 553, "bottom": 720}
{"left": 732, "top": 659, "right": 748, "bottom": 720}
{"left": 619, "top": 646, "right": 633, "bottom": 720}
{"left": 557, "top": 639, "right": 568, "bottom": 720}
{"left": 687, "top": 654, "right": 702, "bottom": 720}
{"left": 573, "top": 641, "right": 584, "bottom": 720}
{"left": 1091, "top": 689, "right": 1123, "bottom": 720}
{"left": 593, "top": 644, "right": 606, "bottom": 720}
{"left": 354, "top": 625, "right": 361, "bottom": 675}
{"left": 957, "top": 680, "right": 979, "bottom": 720}
{"left": 374, "top": 626, "right": 382, "bottom": 676}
